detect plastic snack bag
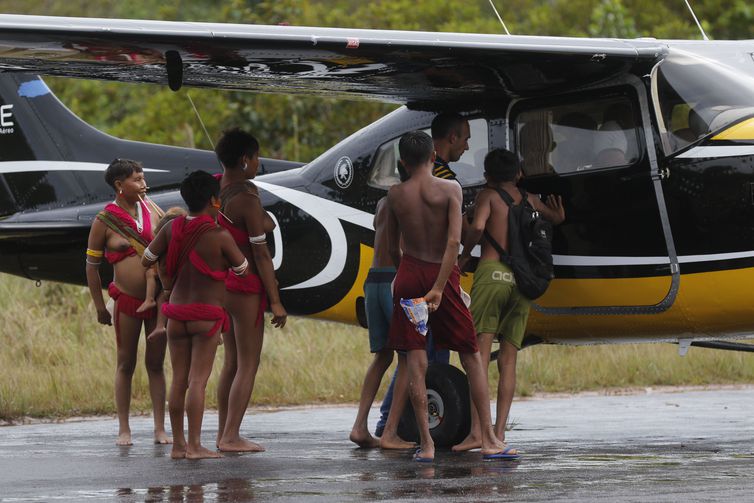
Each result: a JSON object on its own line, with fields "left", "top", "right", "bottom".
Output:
{"left": 400, "top": 297, "right": 429, "bottom": 336}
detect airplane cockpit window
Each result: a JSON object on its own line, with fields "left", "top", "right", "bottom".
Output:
{"left": 653, "top": 49, "right": 754, "bottom": 154}
{"left": 515, "top": 97, "right": 641, "bottom": 176}
{"left": 368, "top": 118, "right": 488, "bottom": 189}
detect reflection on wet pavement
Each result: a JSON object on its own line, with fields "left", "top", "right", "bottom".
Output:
{"left": 2, "top": 388, "right": 754, "bottom": 501}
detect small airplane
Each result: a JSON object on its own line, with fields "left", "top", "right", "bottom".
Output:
{"left": 0, "top": 14, "right": 752, "bottom": 445}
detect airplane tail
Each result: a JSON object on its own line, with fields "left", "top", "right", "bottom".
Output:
{"left": 0, "top": 73, "right": 300, "bottom": 218}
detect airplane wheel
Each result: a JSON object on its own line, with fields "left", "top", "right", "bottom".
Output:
{"left": 397, "top": 362, "right": 471, "bottom": 448}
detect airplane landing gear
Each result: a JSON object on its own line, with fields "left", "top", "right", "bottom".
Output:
{"left": 397, "top": 362, "right": 470, "bottom": 448}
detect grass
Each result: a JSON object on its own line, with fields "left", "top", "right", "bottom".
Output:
{"left": 1, "top": 275, "right": 754, "bottom": 420}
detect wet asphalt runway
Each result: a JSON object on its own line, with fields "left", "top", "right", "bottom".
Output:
{"left": 2, "top": 387, "right": 754, "bottom": 502}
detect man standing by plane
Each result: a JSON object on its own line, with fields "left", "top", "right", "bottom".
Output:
{"left": 385, "top": 131, "right": 505, "bottom": 462}
{"left": 431, "top": 112, "right": 470, "bottom": 181}
{"left": 454, "top": 148, "right": 564, "bottom": 453}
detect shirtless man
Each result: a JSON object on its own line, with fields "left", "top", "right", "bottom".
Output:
{"left": 349, "top": 197, "right": 414, "bottom": 450}
{"left": 454, "top": 148, "right": 565, "bottom": 453}
{"left": 143, "top": 171, "right": 249, "bottom": 460}
{"left": 385, "top": 131, "right": 506, "bottom": 462}
{"left": 85, "top": 158, "right": 170, "bottom": 446}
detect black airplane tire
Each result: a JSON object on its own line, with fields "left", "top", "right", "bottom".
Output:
{"left": 396, "top": 362, "right": 471, "bottom": 448}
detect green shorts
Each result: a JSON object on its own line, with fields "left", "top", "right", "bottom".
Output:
{"left": 470, "top": 260, "right": 531, "bottom": 349}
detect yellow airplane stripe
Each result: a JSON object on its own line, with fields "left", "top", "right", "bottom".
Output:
{"left": 712, "top": 117, "right": 754, "bottom": 141}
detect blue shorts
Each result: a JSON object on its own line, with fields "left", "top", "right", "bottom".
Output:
{"left": 364, "top": 267, "right": 396, "bottom": 353}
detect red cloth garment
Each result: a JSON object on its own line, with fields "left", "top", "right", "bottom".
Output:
{"left": 162, "top": 302, "right": 229, "bottom": 338}
{"left": 98, "top": 200, "right": 153, "bottom": 262}
{"left": 217, "top": 212, "right": 248, "bottom": 246}
{"left": 164, "top": 215, "right": 218, "bottom": 281}
{"left": 387, "top": 255, "right": 478, "bottom": 353}
{"left": 226, "top": 273, "right": 268, "bottom": 326}
{"left": 103, "top": 200, "right": 153, "bottom": 243}
{"left": 108, "top": 282, "right": 156, "bottom": 346}
{"left": 189, "top": 250, "right": 228, "bottom": 281}
{"left": 105, "top": 248, "right": 137, "bottom": 265}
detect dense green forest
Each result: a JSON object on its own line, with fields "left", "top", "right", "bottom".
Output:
{"left": 2, "top": 0, "right": 751, "bottom": 161}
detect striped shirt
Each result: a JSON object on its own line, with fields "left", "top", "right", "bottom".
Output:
{"left": 432, "top": 156, "right": 457, "bottom": 180}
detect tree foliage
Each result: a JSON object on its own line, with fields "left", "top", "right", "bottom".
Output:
{"left": 1, "top": 0, "right": 751, "bottom": 161}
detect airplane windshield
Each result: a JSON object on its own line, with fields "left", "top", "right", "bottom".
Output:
{"left": 653, "top": 49, "right": 754, "bottom": 154}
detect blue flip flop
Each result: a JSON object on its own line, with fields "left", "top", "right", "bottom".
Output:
{"left": 414, "top": 448, "right": 434, "bottom": 463}
{"left": 483, "top": 447, "right": 520, "bottom": 460}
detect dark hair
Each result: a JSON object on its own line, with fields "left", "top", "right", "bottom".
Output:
{"left": 398, "top": 131, "right": 434, "bottom": 168}
{"left": 431, "top": 113, "right": 465, "bottom": 140}
{"left": 180, "top": 171, "right": 220, "bottom": 212}
{"left": 104, "top": 158, "right": 143, "bottom": 189}
{"left": 484, "top": 148, "right": 520, "bottom": 183}
{"left": 215, "top": 127, "right": 259, "bottom": 169}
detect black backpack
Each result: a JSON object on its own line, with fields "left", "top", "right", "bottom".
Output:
{"left": 483, "top": 187, "right": 554, "bottom": 300}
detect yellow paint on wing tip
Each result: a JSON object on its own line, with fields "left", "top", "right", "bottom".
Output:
{"left": 712, "top": 117, "right": 754, "bottom": 141}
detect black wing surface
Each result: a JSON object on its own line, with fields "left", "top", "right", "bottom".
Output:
{"left": 0, "top": 14, "right": 666, "bottom": 107}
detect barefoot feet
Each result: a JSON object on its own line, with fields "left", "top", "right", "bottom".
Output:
{"left": 451, "top": 433, "right": 481, "bottom": 452}
{"left": 379, "top": 432, "right": 416, "bottom": 450}
{"left": 218, "top": 437, "right": 266, "bottom": 453}
{"left": 186, "top": 445, "right": 223, "bottom": 459}
{"left": 349, "top": 428, "right": 380, "bottom": 448}
{"left": 116, "top": 431, "right": 133, "bottom": 446}
{"left": 146, "top": 326, "right": 166, "bottom": 342}
{"left": 171, "top": 442, "right": 187, "bottom": 459}
{"left": 136, "top": 298, "right": 157, "bottom": 314}
{"left": 154, "top": 430, "right": 173, "bottom": 445}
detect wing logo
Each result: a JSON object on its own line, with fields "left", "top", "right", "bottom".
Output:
{"left": 334, "top": 156, "right": 354, "bottom": 189}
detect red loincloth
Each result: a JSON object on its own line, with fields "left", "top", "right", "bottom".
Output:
{"left": 387, "top": 255, "right": 478, "bottom": 353}
{"left": 226, "top": 273, "right": 268, "bottom": 326}
{"left": 108, "top": 282, "right": 156, "bottom": 346}
{"left": 162, "top": 302, "right": 229, "bottom": 338}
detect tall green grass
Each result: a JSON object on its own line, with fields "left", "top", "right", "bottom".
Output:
{"left": 1, "top": 275, "right": 754, "bottom": 420}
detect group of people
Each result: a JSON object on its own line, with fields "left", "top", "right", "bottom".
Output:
{"left": 350, "top": 114, "right": 564, "bottom": 462}
{"left": 86, "top": 128, "right": 286, "bottom": 459}
{"left": 85, "top": 113, "right": 565, "bottom": 464}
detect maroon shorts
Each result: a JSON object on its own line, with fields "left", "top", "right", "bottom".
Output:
{"left": 387, "top": 255, "right": 478, "bottom": 353}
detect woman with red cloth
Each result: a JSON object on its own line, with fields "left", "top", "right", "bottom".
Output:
{"left": 143, "top": 171, "right": 249, "bottom": 460}
{"left": 214, "top": 129, "right": 287, "bottom": 453}
{"left": 85, "top": 159, "right": 170, "bottom": 446}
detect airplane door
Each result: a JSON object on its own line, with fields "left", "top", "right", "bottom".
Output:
{"left": 509, "top": 82, "right": 679, "bottom": 314}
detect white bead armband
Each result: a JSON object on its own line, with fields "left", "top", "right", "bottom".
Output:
{"left": 143, "top": 246, "right": 159, "bottom": 262}
{"left": 232, "top": 258, "right": 249, "bottom": 276}
{"left": 249, "top": 234, "right": 267, "bottom": 245}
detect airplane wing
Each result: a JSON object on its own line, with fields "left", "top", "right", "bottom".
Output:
{"left": 0, "top": 14, "right": 666, "bottom": 107}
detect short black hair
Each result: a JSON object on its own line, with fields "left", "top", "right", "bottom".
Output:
{"left": 398, "top": 131, "right": 434, "bottom": 168}
{"left": 431, "top": 113, "right": 465, "bottom": 140}
{"left": 180, "top": 171, "right": 220, "bottom": 212}
{"left": 215, "top": 128, "right": 259, "bottom": 169}
{"left": 104, "top": 158, "right": 143, "bottom": 189}
{"left": 484, "top": 148, "right": 520, "bottom": 183}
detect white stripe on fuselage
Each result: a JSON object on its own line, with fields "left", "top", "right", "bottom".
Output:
{"left": 676, "top": 145, "right": 754, "bottom": 159}
{"left": 255, "top": 181, "right": 373, "bottom": 290}
{"left": 0, "top": 161, "right": 168, "bottom": 173}
{"left": 554, "top": 250, "right": 754, "bottom": 267}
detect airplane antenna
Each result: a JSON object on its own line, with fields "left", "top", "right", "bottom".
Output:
{"left": 186, "top": 92, "right": 216, "bottom": 150}
{"left": 683, "top": 0, "right": 709, "bottom": 41}
{"left": 487, "top": 0, "right": 511, "bottom": 36}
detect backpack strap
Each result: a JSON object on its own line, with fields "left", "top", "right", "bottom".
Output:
{"left": 484, "top": 186, "right": 528, "bottom": 263}
{"left": 483, "top": 228, "right": 509, "bottom": 262}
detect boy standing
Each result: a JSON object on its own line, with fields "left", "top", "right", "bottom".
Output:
{"left": 385, "top": 131, "right": 506, "bottom": 462}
